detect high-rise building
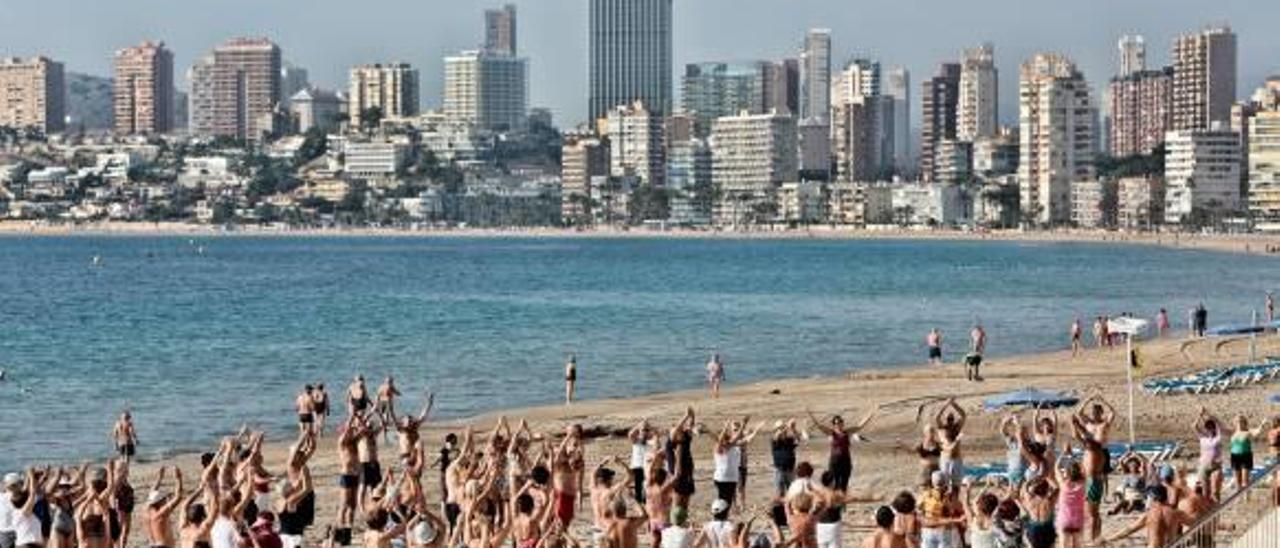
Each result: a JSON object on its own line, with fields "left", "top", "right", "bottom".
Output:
{"left": 1247, "top": 108, "right": 1280, "bottom": 227}
{"left": 1172, "top": 25, "right": 1237, "bottom": 131}
{"left": 1018, "top": 53, "right": 1097, "bottom": 225}
{"left": 1118, "top": 35, "right": 1146, "bottom": 77}
{"left": 832, "top": 96, "right": 894, "bottom": 181}
{"left": 281, "top": 62, "right": 309, "bottom": 106}
{"left": 1107, "top": 68, "right": 1172, "bottom": 157}
{"left": 886, "top": 68, "right": 912, "bottom": 175}
{"left": 833, "top": 59, "right": 880, "bottom": 105}
{"left": 561, "top": 134, "right": 609, "bottom": 223}
{"left": 921, "top": 63, "right": 961, "bottom": 181}
{"left": 763, "top": 59, "right": 800, "bottom": 116}
{"left": 680, "top": 62, "right": 768, "bottom": 136}
{"left": 798, "top": 119, "right": 831, "bottom": 180}
{"left": 113, "top": 41, "right": 174, "bottom": 135}
{"left": 800, "top": 29, "right": 832, "bottom": 123}
{"left": 188, "top": 37, "right": 282, "bottom": 140}
{"left": 349, "top": 63, "right": 419, "bottom": 126}
{"left": 0, "top": 56, "right": 65, "bottom": 133}
{"left": 588, "top": 0, "right": 673, "bottom": 123}
{"left": 444, "top": 51, "right": 528, "bottom": 132}
{"left": 958, "top": 43, "right": 998, "bottom": 142}
{"left": 187, "top": 56, "right": 215, "bottom": 136}
{"left": 484, "top": 4, "right": 518, "bottom": 56}
{"left": 1164, "top": 126, "right": 1241, "bottom": 223}
{"left": 710, "top": 111, "right": 797, "bottom": 225}
{"left": 606, "top": 101, "right": 665, "bottom": 186}
{"left": 666, "top": 137, "right": 713, "bottom": 224}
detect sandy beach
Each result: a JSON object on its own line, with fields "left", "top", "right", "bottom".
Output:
{"left": 3, "top": 219, "right": 1280, "bottom": 258}
{"left": 82, "top": 328, "right": 1280, "bottom": 547}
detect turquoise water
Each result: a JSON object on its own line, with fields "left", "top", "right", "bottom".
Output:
{"left": 0, "top": 236, "right": 1275, "bottom": 470}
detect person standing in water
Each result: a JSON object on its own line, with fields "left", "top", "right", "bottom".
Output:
{"left": 1267, "top": 292, "right": 1275, "bottom": 324}
{"left": 968, "top": 324, "right": 987, "bottom": 382}
{"left": 1156, "top": 309, "right": 1170, "bottom": 338}
{"left": 706, "top": 353, "right": 725, "bottom": 399}
{"left": 295, "top": 385, "right": 316, "bottom": 436}
{"left": 564, "top": 355, "right": 578, "bottom": 405}
{"left": 926, "top": 329, "right": 943, "bottom": 365}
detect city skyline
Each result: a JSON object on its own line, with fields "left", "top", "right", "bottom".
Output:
{"left": 1, "top": 0, "right": 1275, "bottom": 128}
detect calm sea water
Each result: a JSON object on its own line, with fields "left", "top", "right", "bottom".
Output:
{"left": 0, "top": 235, "right": 1275, "bottom": 470}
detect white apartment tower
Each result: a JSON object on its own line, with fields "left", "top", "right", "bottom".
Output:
{"left": 1018, "top": 53, "right": 1097, "bottom": 225}
{"left": 444, "top": 51, "right": 528, "bottom": 132}
{"left": 348, "top": 63, "right": 420, "bottom": 124}
{"left": 1164, "top": 126, "right": 1241, "bottom": 223}
{"left": 606, "top": 101, "right": 665, "bottom": 186}
{"left": 1118, "top": 35, "right": 1146, "bottom": 77}
{"left": 958, "top": 43, "right": 998, "bottom": 142}
{"left": 711, "top": 111, "right": 798, "bottom": 225}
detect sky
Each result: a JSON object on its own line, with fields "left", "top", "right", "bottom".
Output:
{"left": 2, "top": 0, "right": 1277, "bottom": 129}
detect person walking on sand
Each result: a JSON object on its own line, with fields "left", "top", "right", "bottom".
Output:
{"left": 1194, "top": 303, "right": 1208, "bottom": 337}
{"left": 113, "top": 411, "right": 139, "bottom": 463}
{"left": 564, "top": 355, "right": 578, "bottom": 405}
{"left": 312, "top": 383, "right": 330, "bottom": 436}
{"left": 1156, "top": 308, "right": 1170, "bottom": 338}
{"left": 926, "top": 329, "right": 943, "bottom": 365}
{"left": 1070, "top": 317, "right": 1083, "bottom": 357}
{"left": 375, "top": 376, "right": 400, "bottom": 430}
{"left": 706, "top": 353, "right": 725, "bottom": 399}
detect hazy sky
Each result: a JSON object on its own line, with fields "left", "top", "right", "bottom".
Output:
{"left": 2, "top": 0, "right": 1277, "bottom": 128}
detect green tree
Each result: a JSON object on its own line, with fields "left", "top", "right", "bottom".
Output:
{"left": 359, "top": 107, "right": 384, "bottom": 133}
{"left": 296, "top": 127, "right": 329, "bottom": 165}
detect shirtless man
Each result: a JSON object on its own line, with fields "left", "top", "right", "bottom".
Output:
{"left": 864, "top": 506, "right": 906, "bottom": 548}
{"left": 376, "top": 377, "right": 401, "bottom": 433}
{"left": 336, "top": 415, "right": 365, "bottom": 541}
{"left": 312, "top": 384, "right": 331, "bottom": 436}
{"left": 1073, "top": 394, "right": 1116, "bottom": 542}
{"left": 1102, "top": 485, "right": 1191, "bottom": 548}
{"left": 113, "top": 411, "right": 139, "bottom": 462}
{"left": 146, "top": 467, "right": 185, "bottom": 548}
{"left": 358, "top": 417, "right": 384, "bottom": 509}
{"left": 395, "top": 392, "right": 435, "bottom": 472}
{"left": 550, "top": 427, "right": 584, "bottom": 528}
{"left": 590, "top": 456, "right": 631, "bottom": 535}
{"left": 511, "top": 481, "right": 552, "bottom": 548}
{"left": 706, "top": 354, "right": 725, "bottom": 399}
{"left": 600, "top": 494, "right": 648, "bottom": 548}
{"left": 644, "top": 451, "right": 680, "bottom": 547}
{"left": 348, "top": 376, "right": 372, "bottom": 419}
{"left": 296, "top": 385, "right": 316, "bottom": 436}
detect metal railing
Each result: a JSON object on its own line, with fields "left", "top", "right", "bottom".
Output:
{"left": 1165, "top": 459, "right": 1280, "bottom": 548}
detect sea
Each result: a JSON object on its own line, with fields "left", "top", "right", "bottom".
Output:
{"left": 0, "top": 235, "right": 1275, "bottom": 470}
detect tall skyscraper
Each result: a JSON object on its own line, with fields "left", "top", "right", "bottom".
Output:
{"left": 484, "top": 4, "right": 518, "bottom": 56}
{"left": 957, "top": 43, "right": 998, "bottom": 142}
{"left": 1172, "top": 25, "right": 1237, "bottom": 131}
{"left": 680, "top": 62, "right": 768, "bottom": 135}
{"left": 762, "top": 59, "right": 800, "bottom": 116}
{"left": 800, "top": 29, "right": 832, "bottom": 123}
{"left": 444, "top": 51, "right": 528, "bottom": 131}
{"left": 189, "top": 37, "right": 282, "bottom": 140}
{"left": 832, "top": 96, "right": 895, "bottom": 181}
{"left": 1118, "top": 35, "right": 1146, "bottom": 77}
{"left": 349, "top": 63, "right": 420, "bottom": 125}
{"left": 113, "top": 41, "right": 174, "bottom": 135}
{"left": 833, "top": 59, "right": 880, "bottom": 105}
{"left": 588, "top": 0, "right": 673, "bottom": 123}
{"left": 920, "top": 63, "right": 961, "bottom": 181}
{"left": 1018, "top": 53, "right": 1097, "bottom": 225}
{"left": 886, "top": 68, "right": 912, "bottom": 176}
{"left": 0, "top": 56, "right": 65, "bottom": 133}
{"left": 1107, "top": 68, "right": 1172, "bottom": 157}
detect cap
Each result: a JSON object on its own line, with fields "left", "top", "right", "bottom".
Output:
{"left": 147, "top": 490, "right": 166, "bottom": 506}
{"left": 2, "top": 473, "right": 21, "bottom": 488}
{"left": 711, "top": 499, "right": 730, "bottom": 514}
{"left": 930, "top": 470, "right": 947, "bottom": 487}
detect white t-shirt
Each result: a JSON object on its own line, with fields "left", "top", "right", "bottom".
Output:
{"left": 786, "top": 477, "right": 812, "bottom": 498}
{"left": 713, "top": 446, "right": 741, "bottom": 483}
{"left": 12, "top": 510, "right": 42, "bottom": 546}
{"left": 211, "top": 517, "right": 240, "bottom": 548}
{"left": 630, "top": 442, "right": 649, "bottom": 469}
{"left": 0, "top": 495, "right": 15, "bottom": 532}
{"left": 702, "top": 520, "right": 735, "bottom": 548}
{"left": 661, "top": 526, "right": 693, "bottom": 548}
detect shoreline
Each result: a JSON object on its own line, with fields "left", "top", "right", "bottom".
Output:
{"left": 62, "top": 331, "right": 1280, "bottom": 546}
{"left": 2, "top": 220, "right": 1279, "bottom": 257}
